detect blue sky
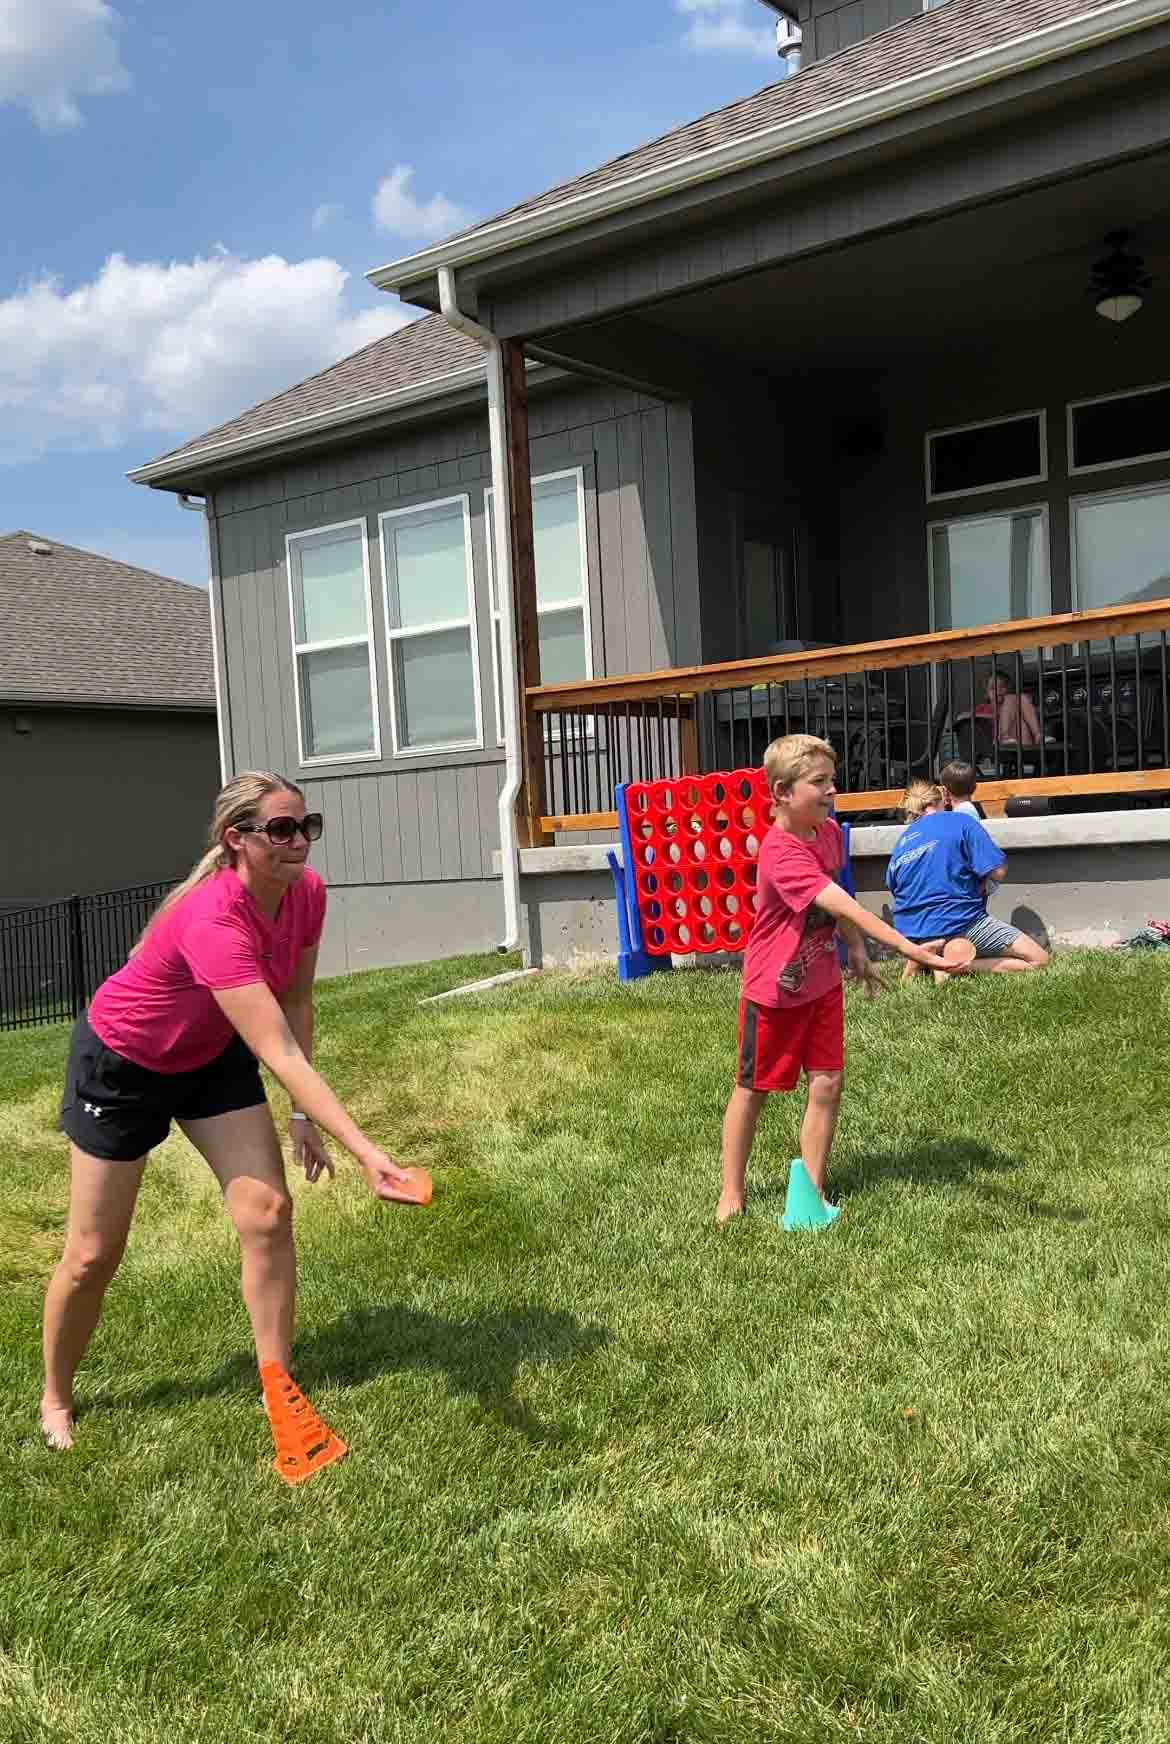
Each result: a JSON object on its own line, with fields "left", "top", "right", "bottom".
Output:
{"left": 0, "top": 0, "right": 786, "bottom": 586}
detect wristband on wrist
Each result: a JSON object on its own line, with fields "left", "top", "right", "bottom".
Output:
{"left": 290, "top": 1112, "right": 308, "bottom": 1122}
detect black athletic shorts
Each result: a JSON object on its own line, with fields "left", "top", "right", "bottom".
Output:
{"left": 59, "top": 1010, "right": 266, "bottom": 1162}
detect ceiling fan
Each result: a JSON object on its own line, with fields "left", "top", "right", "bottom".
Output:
{"left": 1090, "top": 229, "right": 1153, "bottom": 323}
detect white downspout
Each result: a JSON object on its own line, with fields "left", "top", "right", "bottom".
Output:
{"left": 178, "top": 492, "right": 229, "bottom": 784}
{"left": 437, "top": 267, "right": 523, "bottom": 954}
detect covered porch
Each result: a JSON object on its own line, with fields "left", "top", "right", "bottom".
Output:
{"left": 505, "top": 135, "right": 1170, "bottom": 834}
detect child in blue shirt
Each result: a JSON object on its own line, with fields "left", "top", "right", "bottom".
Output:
{"left": 887, "top": 782, "right": 1049, "bottom": 977}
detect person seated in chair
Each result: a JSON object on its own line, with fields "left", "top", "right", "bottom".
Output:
{"left": 887, "top": 782, "right": 1050, "bottom": 981}
{"left": 981, "top": 667, "right": 1042, "bottom": 748}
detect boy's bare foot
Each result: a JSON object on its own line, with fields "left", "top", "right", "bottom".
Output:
{"left": 715, "top": 1196, "right": 745, "bottom": 1225}
{"left": 39, "top": 1402, "right": 75, "bottom": 1450}
{"left": 934, "top": 937, "right": 976, "bottom": 983}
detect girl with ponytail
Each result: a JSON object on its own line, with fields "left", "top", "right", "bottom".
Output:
{"left": 41, "top": 771, "right": 410, "bottom": 1449}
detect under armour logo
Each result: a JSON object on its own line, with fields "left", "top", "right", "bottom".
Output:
{"left": 82, "top": 1102, "right": 104, "bottom": 1118}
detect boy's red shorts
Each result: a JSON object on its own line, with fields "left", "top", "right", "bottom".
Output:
{"left": 736, "top": 985, "right": 844, "bottom": 1093}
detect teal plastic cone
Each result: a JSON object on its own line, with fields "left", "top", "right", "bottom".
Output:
{"left": 780, "top": 1160, "right": 840, "bottom": 1232}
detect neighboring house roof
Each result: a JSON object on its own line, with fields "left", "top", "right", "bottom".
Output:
{"left": 134, "top": 0, "right": 1157, "bottom": 488}
{"left": 0, "top": 532, "right": 215, "bottom": 712}
{"left": 132, "top": 314, "right": 483, "bottom": 486}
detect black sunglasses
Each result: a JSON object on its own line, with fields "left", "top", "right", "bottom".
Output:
{"left": 237, "top": 813, "right": 324, "bottom": 845}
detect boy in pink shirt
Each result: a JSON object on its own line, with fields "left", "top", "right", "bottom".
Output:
{"left": 716, "top": 735, "right": 957, "bottom": 1227}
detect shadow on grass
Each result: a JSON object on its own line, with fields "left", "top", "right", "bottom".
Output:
{"left": 755, "top": 1138, "right": 1085, "bottom": 1223}
{"left": 90, "top": 1305, "right": 611, "bottom": 1445}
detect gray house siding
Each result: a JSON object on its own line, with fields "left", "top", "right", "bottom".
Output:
{"left": 207, "top": 378, "right": 700, "bottom": 968}
{"left": 798, "top": 0, "right": 923, "bottom": 64}
{"left": 0, "top": 707, "right": 218, "bottom": 903}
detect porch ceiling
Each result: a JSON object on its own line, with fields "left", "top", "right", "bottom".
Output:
{"left": 564, "top": 150, "right": 1170, "bottom": 378}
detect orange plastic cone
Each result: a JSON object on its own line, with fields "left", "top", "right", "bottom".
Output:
{"left": 261, "top": 1362, "right": 348, "bottom": 1486}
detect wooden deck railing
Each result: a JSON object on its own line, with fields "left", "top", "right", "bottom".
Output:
{"left": 522, "top": 597, "right": 1170, "bottom": 837}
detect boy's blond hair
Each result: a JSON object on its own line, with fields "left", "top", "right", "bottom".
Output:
{"left": 763, "top": 733, "right": 836, "bottom": 793}
{"left": 901, "top": 780, "right": 947, "bottom": 820}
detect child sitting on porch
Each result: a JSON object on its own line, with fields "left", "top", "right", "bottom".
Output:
{"left": 978, "top": 668, "right": 1043, "bottom": 749}
{"left": 715, "top": 736, "right": 960, "bottom": 1228}
{"left": 939, "top": 760, "right": 982, "bottom": 818}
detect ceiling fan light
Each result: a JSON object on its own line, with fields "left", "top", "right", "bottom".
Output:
{"left": 1096, "top": 291, "right": 1144, "bottom": 323}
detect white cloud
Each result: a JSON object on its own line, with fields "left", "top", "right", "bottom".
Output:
{"left": 0, "top": 250, "right": 417, "bottom": 464}
{"left": 311, "top": 202, "right": 343, "bottom": 232}
{"left": 0, "top": 0, "right": 129, "bottom": 129}
{"left": 675, "top": 0, "right": 776, "bottom": 60}
{"left": 372, "top": 165, "right": 473, "bottom": 243}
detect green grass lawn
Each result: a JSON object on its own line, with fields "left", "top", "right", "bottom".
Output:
{"left": 3, "top": 950, "right": 1170, "bottom": 1742}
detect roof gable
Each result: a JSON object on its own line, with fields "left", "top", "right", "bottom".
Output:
{"left": 136, "top": 0, "right": 1153, "bottom": 486}
{"left": 377, "top": 0, "right": 1139, "bottom": 276}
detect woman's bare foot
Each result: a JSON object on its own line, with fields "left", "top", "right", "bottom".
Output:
{"left": 715, "top": 1196, "right": 745, "bottom": 1225}
{"left": 39, "top": 1401, "right": 75, "bottom": 1450}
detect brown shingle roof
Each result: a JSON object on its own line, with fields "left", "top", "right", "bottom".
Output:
{"left": 137, "top": 0, "right": 1136, "bottom": 485}
{"left": 138, "top": 314, "right": 481, "bottom": 480}
{"left": 436, "top": 0, "right": 1128, "bottom": 242}
{"left": 0, "top": 533, "right": 214, "bottom": 711}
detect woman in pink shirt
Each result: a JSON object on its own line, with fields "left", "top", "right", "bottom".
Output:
{"left": 40, "top": 770, "right": 411, "bottom": 1450}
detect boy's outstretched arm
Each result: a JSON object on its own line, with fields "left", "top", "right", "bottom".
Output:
{"left": 815, "top": 882, "right": 963, "bottom": 973}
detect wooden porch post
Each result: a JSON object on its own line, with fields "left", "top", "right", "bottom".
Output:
{"left": 501, "top": 339, "right": 550, "bottom": 847}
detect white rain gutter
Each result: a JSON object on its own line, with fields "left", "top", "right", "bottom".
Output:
{"left": 368, "top": 0, "right": 1170, "bottom": 292}
{"left": 437, "top": 267, "right": 523, "bottom": 955}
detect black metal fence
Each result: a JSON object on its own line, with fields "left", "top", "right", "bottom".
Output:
{"left": 0, "top": 878, "right": 176, "bottom": 1033}
{"left": 537, "top": 631, "right": 1170, "bottom": 817}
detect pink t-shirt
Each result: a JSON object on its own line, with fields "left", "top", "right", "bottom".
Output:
{"left": 89, "top": 866, "right": 327, "bottom": 1074}
{"left": 741, "top": 821, "right": 842, "bottom": 1009}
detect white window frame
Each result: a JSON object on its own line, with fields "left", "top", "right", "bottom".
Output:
{"left": 484, "top": 466, "right": 594, "bottom": 745}
{"left": 1067, "top": 381, "right": 1170, "bottom": 478}
{"left": 924, "top": 409, "right": 1048, "bottom": 504}
{"left": 378, "top": 494, "right": 484, "bottom": 759}
{"left": 285, "top": 518, "right": 381, "bottom": 768}
{"left": 925, "top": 501, "right": 1052, "bottom": 632}
{"left": 1069, "top": 477, "right": 1170, "bottom": 611}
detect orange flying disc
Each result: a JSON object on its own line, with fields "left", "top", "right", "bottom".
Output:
{"left": 377, "top": 1167, "right": 432, "bottom": 1207}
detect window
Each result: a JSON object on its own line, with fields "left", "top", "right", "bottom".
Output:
{"left": 379, "top": 497, "right": 482, "bottom": 755}
{"left": 929, "top": 506, "right": 1050, "bottom": 631}
{"left": 485, "top": 469, "right": 592, "bottom": 742}
{"left": 1071, "top": 482, "right": 1170, "bottom": 613}
{"left": 926, "top": 411, "right": 1046, "bottom": 502}
{"left": 286, "top": 521, "right": 379, "bottom": 763}
{"left": 1068, "top": 383, "right": 1170, "bottom": 475}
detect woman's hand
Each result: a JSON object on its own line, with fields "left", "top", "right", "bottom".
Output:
{"left": 360, "top": 1148, "right": 414, "bottom": 1202}
{"left": 291, "top": 1117, "right": 334, "bottom": 1185}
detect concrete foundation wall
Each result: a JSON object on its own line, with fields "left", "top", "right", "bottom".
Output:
{"left": 306, "top": 814, "right": 1170, "bottom": 980}
{"left": 504, "top": 813, "right": 1170, "bottom": 968}
{"left": 315, "top": 881, "right": 506, "bottom": 979}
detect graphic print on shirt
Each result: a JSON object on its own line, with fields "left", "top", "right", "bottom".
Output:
{"left": 776, "top": 899, "right": 836, "bottom": 995}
